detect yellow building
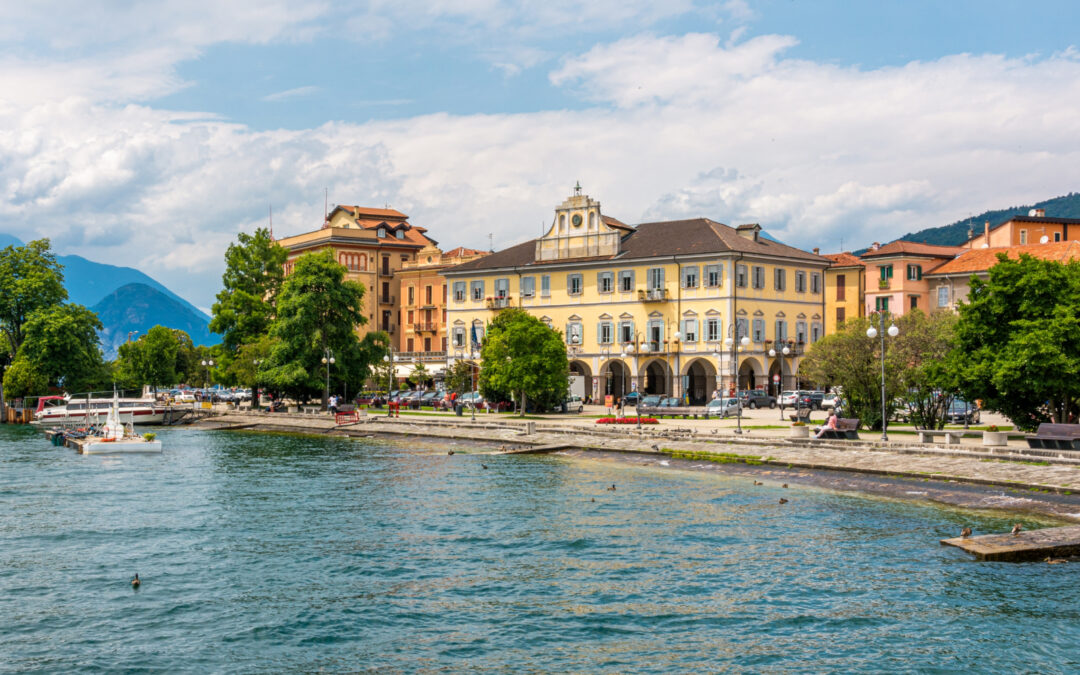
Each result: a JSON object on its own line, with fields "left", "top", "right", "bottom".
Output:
{"left": 276, "top": 205, "right": 438, "bottom": 350}
{"left": 822, "top": 252, "right": 865, "bottom": 332}
{"left": 442, "top": 187, "right": 830, "bottom": 404}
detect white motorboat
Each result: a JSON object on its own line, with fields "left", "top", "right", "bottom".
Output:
{"left": 33, "top": 394, "right": 168, "bottom": 426}
{"left": 78, "top": 392, "right": 162, "bottom": 454}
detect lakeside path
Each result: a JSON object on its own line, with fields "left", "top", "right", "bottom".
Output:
{"left": 194, "top": 410, "right": 1080, "bottom": 511}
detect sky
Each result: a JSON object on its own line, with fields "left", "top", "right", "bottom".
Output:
{"left": 2, "top": 0, "right": 1080, "bottom": 312}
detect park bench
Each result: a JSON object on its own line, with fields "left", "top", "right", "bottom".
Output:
{"left": 638, "top": 405, "right": 712, "bottom": 419}
{"left": 300, "top": 405, "right": 321, "bottom": 415}
{"left": 917, "top": 429, "right": 965, "bottom": 445}
{"left": 1027, "top": 424, "right": 1080, "bottom": 450}
{"left": 788, "top": 407, "right": 812, "bottom": 423}
{"left": 814, "top": 417, "right": 860, "bottom": 440}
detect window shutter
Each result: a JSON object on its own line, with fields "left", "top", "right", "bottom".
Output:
{"left": 597, "top": 322, "right": 604, "bottom": 344}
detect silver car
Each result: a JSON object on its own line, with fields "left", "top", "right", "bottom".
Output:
{"left": 706, "top": 397, "right": 741, "bottom": 417}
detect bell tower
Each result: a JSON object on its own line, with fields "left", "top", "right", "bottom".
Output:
{"left": 535, "top": 183, "right": 622, "bottom": 261}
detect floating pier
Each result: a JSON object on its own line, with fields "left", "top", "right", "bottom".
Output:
{"left": 941, "top": 525, "right": 1080, "bottom": 562}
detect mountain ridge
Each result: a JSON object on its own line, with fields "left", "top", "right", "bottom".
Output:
{"left": 91, "top": 283, "right": 217, "bottom": 358}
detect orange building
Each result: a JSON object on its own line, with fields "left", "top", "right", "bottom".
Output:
{"left": 860, "top": 241, "right": 964, "bottom": 316}
{"left": 966, "top": 209, "right": 1080, "bottom": 247}
{"left": 276, "top": 205, "right": 438, "bottom": 348}
{"left": 398, "top": 244, "right": 488, "bottom": 358}
{"left": 821, "top": 251, "right": 865, "bottom": 332}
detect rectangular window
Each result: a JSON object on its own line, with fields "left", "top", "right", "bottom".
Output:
{"left": 598, "top": 322, "right": 613, "bottom": 345}
{"left": 407, "top": 286, "right": 415, "bottom": 305}
{"left": 470, "top": 280, "right": 484, "bottom": 301}
{"left": 382, "top": 281, "right": 390, "bottom": 301}
{"left": 706, "top": 318, "right": 720, "bottom": 342}
{"left": 810, "top": 272, "right": 821, "bottom": 293}
{"left": 794, "top": 271, "right": 806, "bottom": 292}
{"left": 875, "top": 296, "right": 890, "bottom": 312}
{"left": 566, "top": 322, "right": 583, "bottom": 345}
{"left": 879, "top": 264, "right": 893, "bottom": 280}
{"left": 681, "top": 318, "right": 698, "bottom": 342}
{"left": 811, "top": 322, "right": 822, "bottom": 343}
{"left": 1055, "top": 232, "right": 1062, "bottom": 242}
{"left": 407, "top": 338, "right": 414, "bottom": 351}
{"left": 752, "top": 318, "right": 765, "bottom": 342}
{"left": 541, "top": 275, "right": 550, "bottom": 297}
{"left": 647, "top": 267, "right": 665, "bottom": 290}
{"left": 494, "top": 278, "right": 509, "bottom": 299}
{"left": 453, "top": 281, "right": 466, "bottom": 302}
{"left": 774, "top": 268, "right": 786, "bottom": 291}
{"left": 598, "top": 271, "right": 614, "bottom": 293}
{"left": 619, "top": 321, "right": 634, "bottom": 344}
{"left": 836, "top": 274, "right": 846, "bottom": 301}
{"left": 736, "top": 264, "right": 747, "bottom": 288}
{"left": 567, "top": 274, "right": 583, "bottom": 295}
{"left": 705, "top": 264, "right": 722, "bottom": 288}
{"left": 796, "top": 321, "right": 807, "bottom": 342}
{"left": 906, "top": 264, "right": 922, "bottom": 281}
{"left": 836, "top": 307, "right": 846, "bottom": 324}
{"left": 736, "top": 318, "right": 750, "bottom": 341}
{"left": 521, "top": 276, "right": 535, "bottom": 298}
{"left": 407, "top": 310, "right": 414, "bottom": 324}
{"left": 910, "top": 296, "right": 918, "bottom": 310}
{"left": 452, "top": 327, "right": 465, "bottom": 347}
{"left": 618, "top": 270, "right": 635, "bottom": 292}
{"left": 774, "top": 320, "right": 787, "bottom": 341}
{"left": 425, "top": 285, "right": 433, "bottom": 304}
{"left": 1020, "top": 229, "right": 1028, "bottom": 244}
{"left": 751, "top": 266, "right": 765, "bottom": 289}
{"left": 937, "top": 286, "right": 949, "bottom": 307}
{"left": 682, "top": 266, "right": 699, "bottom": 289}
{"left": 442, "top": 285, "right": 447, "bottom": 303}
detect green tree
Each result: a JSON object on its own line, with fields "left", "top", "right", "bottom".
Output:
{"left": 0, "top": 239, "right": 67, "bottom": 357}
{"left": 1, "top": 359, "right": 48, "bottom": 398}
{"left": 261, "top": 250, "right": 369, "bottom": 405}
{"left": 407, "top": 362, "right": 430, "bottom": 389}
{"left": 890, "top": 310, "right": 959, "bottom": 429}
{"left": 16, "top": 303, "right": 105, "bottom": 393}
{"left": 209, "top": 228, "right": 287, "bottom": 353}
{"left": 800, "top": 314, "right": 901, "bottom": 430}
{"left": 116, "top": 325, "right": 182, "bottom": 394}
{"left": 952, "top": 254, "right": 1080, "bottom": 431}
{"left": 444, "top": 359, "right": 474, "bottom": 394}
{"left": 478, "top": 309, "right": 569, "bottom": 415}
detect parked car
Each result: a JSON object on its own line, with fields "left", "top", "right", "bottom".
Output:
{"left": 173, "top": 391, "right": 196, "bottom": 403}
{"left": 564, "top": 395, "right": 584, "bottom": 413}
{"left": 797, "top": 391, "right": 825, "bottom": 410}
{"left": 657, "top": 396, "right": 681, "bottom": 408}
{"left": 620, "top": 391, "right": 642, "bottom": 407}
{"left": 641, "top": 394, "right": 663, "bottom": 408}
{"left": 739, "top": 389, "right": 776, "bottom": 409}
{"left": 946, "top": 399, "right": 980, "bottom": 425}
{"left": 706, "top": 397, "right": 741, "bottom": 417}
{"left": 822, "top": 392, "right": 841, "bottom": 409}
{"left": 420, "top": 391, "right": 441, "bottom": 407}
{"left": 779, "top": 390, "right": 800, "bottom": 407}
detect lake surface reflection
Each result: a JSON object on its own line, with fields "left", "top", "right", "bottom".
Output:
{"left": 2, "top": 425, "right": 1078, "bottom": 672}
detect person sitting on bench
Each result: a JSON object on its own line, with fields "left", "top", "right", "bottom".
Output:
{"left": 815, "top": 410, "right": 838, "bottom": 438}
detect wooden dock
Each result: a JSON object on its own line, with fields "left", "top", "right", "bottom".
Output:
{"left": 941, "top": 525, "right": 1080, "bottom": 562}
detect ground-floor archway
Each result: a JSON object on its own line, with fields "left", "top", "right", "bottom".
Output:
{"left": 640, "top": 358, "right": 671, "bottom": 396}
{"left": 569, "top": 360, "right": 593, "bottom": 401}
{"left": 600, "top": 359, "right": 630, "bottom": 402}
{"left": 682, "top": 357, "right": 718, "bottom": 405}
{"left": 738, "top": 357, "right": 764, "bottom": 391}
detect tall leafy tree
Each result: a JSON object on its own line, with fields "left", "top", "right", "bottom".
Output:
{"left": 0, "top": 239, "right": 67, "bottom": 357}
{"left": 14, "top": 303, "right": 105, "bottom": 393}
{"left": 952, "top": 254, "right": 1080, "bottom": 431}
{"left": 261, "top": 250, "right": 369, "bottom": 404}
{"left": 479, "top": 308, "right": 569, "bottom": 415}
{"left": 116, "top": 325, "right": 182, "bottom": 394}
{"left": 1, "top": 360, "right": 48, "bottom": 399}
{"left": 890, "top": 310, "right": 959, "bottom": 429}
{"left": 209, "top": 228, "right": 287, "bottom": 353}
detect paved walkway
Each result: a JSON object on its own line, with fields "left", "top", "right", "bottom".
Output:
{"left": 198, "top": 410, "right": 1080, "bottom": 494}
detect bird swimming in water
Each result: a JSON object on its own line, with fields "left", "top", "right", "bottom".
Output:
{"left": 753, "top": 481, "right": 763, "bottom": 486}
{"left": 961, "top": 527, "right": 972, "bottom": 538}
{"left": 447, "top": 450, "right": 455, "bottom": 455}
{"left": 481, "top": 464, "right": 488, "bottom": 469}
{"left": 651, "top": 444, "right": 660, "bottom": 451}
{"left": 131, "top": 573, "right": 140, "bottom": 588}
{"left": 779, "top": 498, "right": 789, "bottom": 505}
{"left": 781, "top": 484, "right": 788, "bottom": 488}
{"left": 607, "top": 484, "right": 616, "bottom": 491}
{"left": 1046, "top": 557, "right": 1068, "bottom": 565}
{"left": 1011, "top": 523, "right": 1023, "bottom": 535}
{"left": 591, "top": 498, "right": 595, "bottom": 503}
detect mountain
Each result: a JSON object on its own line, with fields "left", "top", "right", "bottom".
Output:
{"left": 92, "top": 283, "right": 217, "bottom": 358}
{"left": 899, "top": 193, "right": 1080, "bottom": 247}
{"left": 0, "top": 233, "right": 23, "bottom": 248}
{"left": 56, "top": 253, "right": 210, "bottom": 322}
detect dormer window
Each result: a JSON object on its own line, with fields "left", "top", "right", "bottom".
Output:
{"left": 395, "top": 230, "right": 405, "bottom": 239}
{"left": 377, "top": 228, "right": 386, "bottom": 238}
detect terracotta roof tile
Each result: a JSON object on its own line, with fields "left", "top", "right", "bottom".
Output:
{"left": 928, "top": 241, "right": 1080, "bottom": 275}
{"left": 823, "top": 252, "right": 865, "bottom": 268}
{"left": 861, "top": 241, "right": 966, "bottom": 259}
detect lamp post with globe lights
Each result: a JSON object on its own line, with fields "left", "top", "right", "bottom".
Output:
{"left": 725, "top": 331, "right": 751, "bottom": 434}
{"left": 200, "top": 359, "right": 214, "bottom": 404}
{"left": 382, "top": 350, "right": 398, "bottom": 417}
{"left": 866, "top": 314, "right": 899, "bottom": 441}
{"left": 321, "top": 348, "right": 336, "bottom": 411}
{"left": 769, "top": 344, "right": 791, "bottom": 421}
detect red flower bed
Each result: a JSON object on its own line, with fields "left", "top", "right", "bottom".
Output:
{"left": 595, "top": 417, "right": 659, "bottom": 424}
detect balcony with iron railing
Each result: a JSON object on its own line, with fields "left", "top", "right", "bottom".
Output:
{"left": 395, "top": 350, "right": 447, "bottom": 362}
{"left": 878, "top": 278, "right": 891, "bottom": 290}
{"left": 412, "top": 322, "right": 439, "bottom": 333}
{"left": 637, "top": 288, "right": 669, "bottom": 302}
{"left": 485, "top": 295, "right": 515, "bottom": 310}
{"left": 379, "top": 294, "right": 396, "bottom": 305}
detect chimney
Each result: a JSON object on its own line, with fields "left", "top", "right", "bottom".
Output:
{"left": 812, "top": 247, "right": 820, "bottom": 255}
{"left": 871, "top": 242, "right": 880, "bottom": 251}
{"left": 736, "top": 223, "right": 762, "bottom": 242}
{"left": 984, "top": 220, "right": 990, "bottom": 243}
{"left": 1035, "top": 208, "right": 1046, "bottom": 218}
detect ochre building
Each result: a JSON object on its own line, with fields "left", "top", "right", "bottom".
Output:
{"left": 441, "top": 188, "right": 830, "bottom": 404}
{"left": 398, "top": 244, "right": 488, "bottom": 358}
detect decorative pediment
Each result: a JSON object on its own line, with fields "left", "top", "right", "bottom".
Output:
{"left": 534, "top": 185, "right": 624, "bottom": 262}
{"left": 812, "top": 314, "right": 821, "bottom": 320}
{"left": 737, "top": 308, "right": 748, "bottom": 316}
{"left": 453, "top": 319, "right": 465, "bottom": 326}
{"left": 775, "top": 310, "right": 786, "bottom": 318}
{"left": 648, "top": 310, "right": 664, "bottom": 318}
{"left": 568, "top": 314, "right": 582, "bottom": 321}
{"left": 705, "top": 308, "right": 722, "bottom": 316}
{"left": 797, "top": 312, "right": 807, "bottom": 319}
{"left": 598, "top": 312, "right": 613, "bottom": 320}
{"left": 682, "top": 309, "right": 698, "bottom": 317}
{"left": 619, "top": 312, "right": 634, "bottom": 319}
{"left": 753, "top": 309, "right": 764, "bottom": 316}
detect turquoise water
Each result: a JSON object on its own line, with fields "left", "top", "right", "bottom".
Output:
{"left": 2, "top": 425, "right": 1079, "bottom": 673}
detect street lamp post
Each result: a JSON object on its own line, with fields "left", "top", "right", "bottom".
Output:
{"left": 200, "top": 359, "right": 214, "bottom": 405}
{"left": 0, "top": 363, "right": 8, "bottom": 424}
{"left": 469, "top": 349, "right": 479, "bottom": 421}
{"left": 252, "top": 359, "right": 263, "bottom": 410}
{"left": 321, "top": 348, "right": 336, "bottom": 410}
{"left": 382, "top": 349, "right": 397, "bottom": 417}
{"left": 866, "top": 313, "right": 899, "bottom": 441}
{"left": 725, "top": 331, "right": 751, "bottom": 434}
{"left": 768, "top": 344, "right": 791, "bottom": 421}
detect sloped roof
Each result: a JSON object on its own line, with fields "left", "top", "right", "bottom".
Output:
{"left": 861, "top": 241, "right": 966, "bottom": 259}
{"left": 928, "top": 241, "right": 1080, "bottom": 275}
{"left": 333, "top": 205, "right": 409, "bottom": 221}
{"left": 443, "top": 218, "right": 826, "bottom": 274}
{"left": 443, "top": 246, "right": 487, "bottom": 258}
{"left": 823, "top": 252, "right": 865, "bottom": 268}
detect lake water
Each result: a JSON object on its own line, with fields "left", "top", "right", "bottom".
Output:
{"left": 2, "top": 424, "right": 1079, "bottom": 673}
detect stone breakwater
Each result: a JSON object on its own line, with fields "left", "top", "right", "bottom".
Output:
{"left": 194, "top": 411, "right": 1080, "bottom": 521}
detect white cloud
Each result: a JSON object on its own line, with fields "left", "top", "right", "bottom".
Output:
{"left": 3, "top": 28, "right": 1080, "bottom": 309}
{"left": 262, "top": 86, "right": 321, "bottom": 102}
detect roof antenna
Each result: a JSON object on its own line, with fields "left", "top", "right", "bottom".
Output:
{"left": 268, "top": 203, "right": 274, "bottom": 240}
{"left": 324, "top": 188, "right": 328, "bottom": 224}
{"left": 488, "top": 233, "right": 494, "bottom": 252}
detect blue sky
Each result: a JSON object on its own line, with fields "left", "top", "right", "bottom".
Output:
{"left": 1, "top": 1, "right": 1079, "bottom": 310}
